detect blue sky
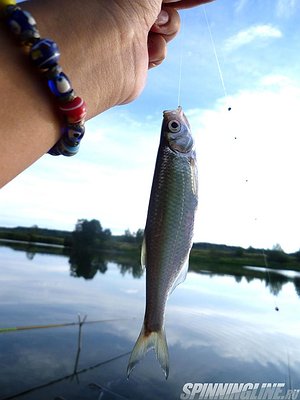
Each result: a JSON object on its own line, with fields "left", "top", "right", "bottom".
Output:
{"left": 2, "top": 0, "right": 300, "bottom": 253}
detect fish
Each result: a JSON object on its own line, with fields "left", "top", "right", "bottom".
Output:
{"left": 127, "top": 106, "right": 198, "bottom": 379}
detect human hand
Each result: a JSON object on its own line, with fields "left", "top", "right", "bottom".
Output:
{"left": 0, "top": 0, "right": 214, "bottom": 186}
{"left": 149, "top": 1, "right": 214, "bottom": 69}
{"left": 97, "top": 0, "right": 214, "bottom": 108}
{"left": 23, "top": 0, "right": 214, "bottom": 116}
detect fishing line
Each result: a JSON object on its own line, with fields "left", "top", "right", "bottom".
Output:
{"left": 202, "top": 4, "right": 290, "bottom": 382}
{"left": 177, "top": 12, "right": 186, "bottom": 107}
{"left": 203, "top": 5, "right": 231, "bottom": 111}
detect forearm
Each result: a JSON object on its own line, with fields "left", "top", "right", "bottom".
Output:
{"left": 0, "top": 0, "right": 130, "bottom": 187}
{"left": 23, "top": 0, "right": 134, "bottom": 115}
{"left": 0, "top": 0, "right": 207, "bottom": 187}
{"left": 0, "top": 6, "right": 60, "bottom": 188}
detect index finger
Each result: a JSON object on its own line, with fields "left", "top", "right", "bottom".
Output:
{"left": 163, "top": 0, "right": 214, "bottom": 10}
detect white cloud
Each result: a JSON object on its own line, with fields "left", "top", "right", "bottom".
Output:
{"left": 189, "top": 77, "right": 300, "bottom": 252}
{"left": 260, "top": 74, "right": 292, "bottom": 87}
{"left": 225, "top": 24, "right": 282, "bottom": 52}
{"left": 0, "top": 112, "right": 160, "bottom": 234}
{"left": 2, "top": 76, "right": 300, "bottom": 252}
{"left": 0, "top": 155, "right": 152, "bottom": 233}
{"left": 276, "top": 0, "right": 297, "bottom": 18}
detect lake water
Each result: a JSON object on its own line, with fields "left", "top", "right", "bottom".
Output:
{"left": 0, "top": 243, "right": 300, "bottom": 400}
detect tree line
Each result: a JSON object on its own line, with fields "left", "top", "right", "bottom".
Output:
{"left": 0, "top": 219, "right": 144, "bottom": 250}
{"left": 1, "top": 220, "right": 300, "bottom": 269}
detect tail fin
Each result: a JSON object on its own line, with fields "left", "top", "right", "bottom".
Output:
{"left": 127, "top": 323, "right": 169, "bottom": 379}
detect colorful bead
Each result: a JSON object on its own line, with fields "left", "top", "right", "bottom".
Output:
{"left": 47, "top": 146, "right": 61, "bottom": 156}
{"left": 45, "top": 64, "right": 63, "bottom": 79}
{"left": 59, "top": 96, "right": 87, "bottom": 124}
{"left": 48, "top": 71, "right": 74, "bottom": 100}
{"left": 1, "top": 1, "right": 86, "bottom": 157}
{"left": 55, "top": 137, "right": 80, "bottom": 157}
{"left": 6, "top": 8, "right": 40, "bottom": 44}
{"left": 65, "top": 123, "right": 85, "bottom": 144}
{"left": 1, "top": 5, "right": 17, "bottom": 19}
{"left": 58, "top": 90, "right": 75, "bottom": 103}
{"left": 0, "top": 0, "right": 16, "bottom": 13}
{"left": 30, "top": 38, "right": 60, "bottom": 69}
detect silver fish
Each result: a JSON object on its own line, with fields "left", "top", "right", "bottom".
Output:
{"left": 127, "top": 106, "right": 198, "bottom": 379}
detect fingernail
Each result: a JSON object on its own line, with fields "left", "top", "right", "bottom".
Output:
{"left": 149, "top": 62, "right": 157, "bottom": 69}
{"left": 155, "top": 10, "right": 169, "bottom": 26}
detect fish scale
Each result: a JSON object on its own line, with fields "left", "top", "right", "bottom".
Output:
{"left": 127, "top": 106, "right": 198, "bottom": 379}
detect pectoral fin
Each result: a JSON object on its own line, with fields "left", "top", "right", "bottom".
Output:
{"left": 140, "top": 236, "right": 146, "bottom": 270}
{"left": 190, "top": 156, "right": 198, "bottom": 197}
{"left": 170, "top": 256, "right": 189, "bottom": 294}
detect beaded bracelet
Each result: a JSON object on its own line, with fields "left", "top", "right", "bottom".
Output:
{"left": 0, "top": 0, "right": 87, "bottom": 156}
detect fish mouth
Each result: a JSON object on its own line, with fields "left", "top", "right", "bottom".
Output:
{"left": 163, "top": 106, "right": 190, "bottom": 129}
{"left": 163, "top": 106, "right": 183, "bottom": 118}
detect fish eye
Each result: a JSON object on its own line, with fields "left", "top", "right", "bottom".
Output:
{"left": 168, "top": 120, "right": 181, "bottom": 133}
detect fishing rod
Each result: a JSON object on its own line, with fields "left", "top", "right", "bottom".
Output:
{"left": 0, "top": 317, "right": 136, "bottom": 334}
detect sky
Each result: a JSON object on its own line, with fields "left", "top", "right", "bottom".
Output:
{"left": 1, "top": 0, "right": 300, "bottom": 253}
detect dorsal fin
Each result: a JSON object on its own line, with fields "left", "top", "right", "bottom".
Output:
{"left": 140, "top": 236, "right": 146, "bottom": 270}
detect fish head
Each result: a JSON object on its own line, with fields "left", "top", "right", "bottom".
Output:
{"left": 162, "top": 106, "right": 193, "bottom": 154}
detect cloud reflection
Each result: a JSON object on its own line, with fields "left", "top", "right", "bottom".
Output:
{"left": 1, "top": 245, "right": 299, "bottom": 398}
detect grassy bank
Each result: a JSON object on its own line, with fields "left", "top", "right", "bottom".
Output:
{"left": 1, "top": 225, "right": 300, "bottom": 272}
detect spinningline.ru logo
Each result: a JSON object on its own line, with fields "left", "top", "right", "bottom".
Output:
{"left": 180, "top": 383, "right": 300, "bottom": 400}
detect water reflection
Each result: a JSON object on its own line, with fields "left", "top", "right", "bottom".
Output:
{"left": 68, "top": 245, "right": 300, "bottom": 300}
{"left": 69, "top": 248, "right": 143, "bottom": 280}
{"left": 1, "top": 241, "right": 300, "bottom": 299}
{"left": 189, "top": 262, "right": 300, "bottom": 299}
{"left": 0, "top": 242, "right": 300, "bottom": 400}
{"left": 295, "top": 277, "right": 300, "bottom": 297}
{"left": 69, "top": 248, "right": 108, "bottom": 279}
{"left": 0, "top": 334, "right": 130, "bottom": 400}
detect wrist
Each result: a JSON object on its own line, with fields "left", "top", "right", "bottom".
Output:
{"left": 22, "top": 0, "right": 146, "bottom": 117}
